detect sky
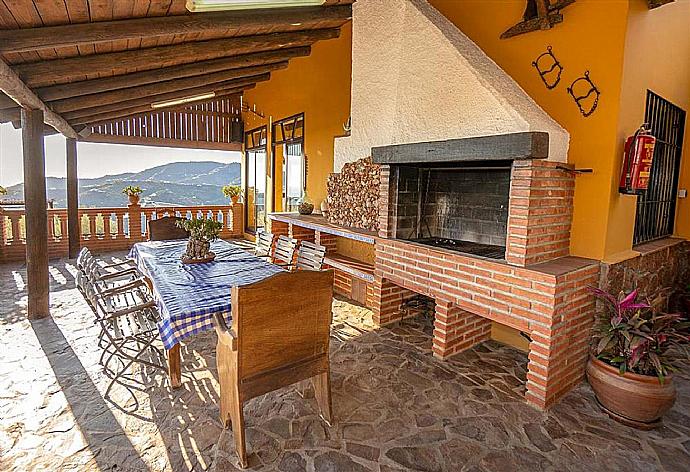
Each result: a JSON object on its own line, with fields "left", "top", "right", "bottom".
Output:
{"left": 0, "top": 123, "right": 242, "bottom": 187}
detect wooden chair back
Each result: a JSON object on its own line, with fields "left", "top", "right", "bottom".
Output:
{"left": 214, "top": 269, "right": 335, "bottom": 467}
{"left": 255, "top": 231, "right": 275, "bottom": 258}
{"left": 148, "top": 216, "right": 189, "bottom": 241}
{"left": 295, "top": 241, "right": 327, "bottom": 271}
{"left": 233, "top": 269, "right": 334, "bottom": 396}
{"left": 271, "top": 235, "right": 296, "bottom": 264}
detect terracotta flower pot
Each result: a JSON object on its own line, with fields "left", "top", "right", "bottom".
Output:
{"left": 231, "top": 195, "right": 240, "bottom": 204}
{"left": 586, "top": 356, "right": 676, "bottom": 429}
{"left": 128, "top": 194, "right": 140, "bottom": 205}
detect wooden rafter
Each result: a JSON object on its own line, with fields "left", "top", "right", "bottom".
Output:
{"left": 15, "top": 29, "right": 340, "bottom": 88}
{"left": 34, "top": 47, "right": 310, "bottom": 102}
{"left": 0, "top": 59, "right": 77, "bottom": 138}
{"left": 69, "top": 83, "right": 258, "bottom": 126}
{"left": 50, "top": 64, "right": 286, "bottom": 114}
{"left": 0, "top": 5, "right": 351, "bottom": 54}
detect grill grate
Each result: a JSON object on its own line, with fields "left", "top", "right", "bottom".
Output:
{"left": 409, "top": 237, "right": 505, "bottom": 260}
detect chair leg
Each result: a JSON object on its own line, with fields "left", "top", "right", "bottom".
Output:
{"left": 217, "top": 338, "right": 247, "bottom": 467}
{"left": 312, "top": 369, "right": 333, "bottom": 427}
{"left": 229, "top": 394, "right": 247, "bottom": 468}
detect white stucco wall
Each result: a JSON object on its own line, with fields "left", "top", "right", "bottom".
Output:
{"left": 333, "top": 0, "right": 570, "bottom": 172}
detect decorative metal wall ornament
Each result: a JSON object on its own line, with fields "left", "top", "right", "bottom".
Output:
{"left": 501, "top": 0, "right": 576, "bottom": 40}
{"left": 532, "top": 46, "right": 562, "bottom": 89}
{"left": 567, "top": 71, "right": 600, "bottom": 117}
{"left": 648, "top": 0, "right": 675, "bottom": 9}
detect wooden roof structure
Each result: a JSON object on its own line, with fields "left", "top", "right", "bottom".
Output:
{"left": 0, "top": 0, "right": 353, "bottom": 144}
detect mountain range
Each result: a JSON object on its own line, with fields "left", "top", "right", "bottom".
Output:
{"left": 3, "top": 161, "right": 241, "bottom": 208}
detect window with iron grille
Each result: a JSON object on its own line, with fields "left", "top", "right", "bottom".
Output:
{"left": 633, "top": 91, "right": 687, "bottom": 245}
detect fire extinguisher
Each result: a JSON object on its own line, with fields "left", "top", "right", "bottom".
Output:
{"left": 619, "top": 124, "right": 657, "bottom": 195}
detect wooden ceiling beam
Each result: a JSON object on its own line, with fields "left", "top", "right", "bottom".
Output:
{"left": 0, "top": 59, "right": 78, "bottom": 138}
{"left": 35, "top": 47, "right": 310, "bottom": 102}
{"left": 76, "top": 87, "right": 253, "bottom": 128}
{"left": 0, "top": 5, "right": 351, "bottom": 53}
{"left": 64, "top": 74, "right": 270, "bottom": 124}
{"left": 51, "top": 62, "right": 286, "bottom": 114}
{"left": 16, "top": 29, "right": 340, "bottom": 88}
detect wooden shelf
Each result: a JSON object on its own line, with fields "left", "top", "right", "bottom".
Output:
{"left": 268, "top": 213, "right": 376, "bottom": 245}
{"left": 324, "top": 253, "right": 375, "bottom": 282}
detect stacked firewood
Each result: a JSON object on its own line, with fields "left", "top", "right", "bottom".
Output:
{"left": 326, "top": 157, "right": 380, "bottom": 232}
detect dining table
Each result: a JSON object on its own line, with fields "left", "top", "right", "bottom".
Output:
{"left": 129, "top": 238, "right": 284, "bottom": 387}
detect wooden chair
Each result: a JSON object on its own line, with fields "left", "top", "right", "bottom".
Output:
{"left": 254, "top": 231, "right": 275, "bottom": 259}
{"left": 148, "top": 216, "right": 189, "bottom": 241}
{"left": 270, "top": 235, "right": 297, "bottom": 265}
{"left": 212, "top": 270, "right": 335, "bottom": 468}
{"left": 292, "top": 241, "right": 327, "bottom": 271}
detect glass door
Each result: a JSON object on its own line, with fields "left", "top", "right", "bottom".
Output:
{"left": 272, "top": 113, "right": 305, "bottom": 213}
{"left": 244, "top": 126, "right": 267, "bottom": 233}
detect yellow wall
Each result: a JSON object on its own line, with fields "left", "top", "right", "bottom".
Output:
{"left": 611, "top": 0, "right": 690, "bottom": 254}
{"left": 429, "top": 0, "right": 630, "bottom": 260}
{"left": 241, "top": 23, "right": 352, "bottom": 217}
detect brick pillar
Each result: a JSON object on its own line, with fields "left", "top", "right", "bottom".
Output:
{"left": 128, "top": 203, "right": 144, "bottom": 242}
{"left": 369, "top": 276, "right": 417, "bottom": 326}
{"left": 229, "top": 203, "right": 244, "bottom": 236}
{"left": 432, "top": 300, "right": 491, "bottom": 360}
{"left": 506, "top": 160, "right": 574, "bottom": 267}
{"left": 315, "top": 231, "right": 337, "bottom": 253}
{"left": 378, "top": 165, "right": 395, "bottom": 239}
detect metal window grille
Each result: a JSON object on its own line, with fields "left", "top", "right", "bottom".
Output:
{"left": 633, "top": 91, "right": 687, "bottom": 245}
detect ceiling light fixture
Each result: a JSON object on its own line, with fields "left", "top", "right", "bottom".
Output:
{"left": 186, "top": 0, "right": 325, "bottom": 12}
{"left": 151, "top": 92, "right": 216, "bottom": 109}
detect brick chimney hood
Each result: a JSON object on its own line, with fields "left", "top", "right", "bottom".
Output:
{"left": 371, "top": 131, "right": 549, "bottom": 165}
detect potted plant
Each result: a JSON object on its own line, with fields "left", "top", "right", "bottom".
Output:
{"left": 0, "top": 185, "right": 6, "bottom": 195}
{"left": 587, "top": 288, "right": 689, "bottom": 429}
{"left": 222, "top": 185, "right": 242, "bottom": 204}
{"left": 122, "top": 185, "right": 143, "bottom": 205}
{"left": 176, "top": 218, "right": 223, "bottom": 263}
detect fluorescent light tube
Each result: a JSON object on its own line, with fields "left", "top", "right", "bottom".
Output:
{"left": 151, "top": 92, "right": 216, "bottom": 109}
{"left": 187, "top": 0, "right": 325, "bottom": 12}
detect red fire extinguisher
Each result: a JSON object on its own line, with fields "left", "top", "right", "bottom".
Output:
{"left": 619, "top": 124, "right": 657, "bottom": 195}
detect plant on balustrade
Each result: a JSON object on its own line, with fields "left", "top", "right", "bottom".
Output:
{"left": 176, "top": 218, "right": 223, "bottom": 263}
{"left": 586, "top": 287, "right": 690, "bottom": 429}
{"left": 0, "top": 185, "right": 6, "bottom": 195}
{"left": 222, "top": 185, "right": 242, "bottom": 204}
{"left": 122, "top": 185, "right": 143, "bottom": 205}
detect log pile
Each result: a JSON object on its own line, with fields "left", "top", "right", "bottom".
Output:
{"left": 326, "top": 157, "right": 380, "bottom": 232}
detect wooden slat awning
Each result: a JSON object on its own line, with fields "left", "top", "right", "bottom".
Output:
{"left": 0, "top": 0, "right": 353, "bottom": 144}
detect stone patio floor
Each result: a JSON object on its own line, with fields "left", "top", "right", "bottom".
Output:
{"left": 2, "top": 252, "right": 690, "bottom": 472}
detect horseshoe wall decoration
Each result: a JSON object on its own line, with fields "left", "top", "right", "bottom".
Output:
{"left": 567, "top": 71, "right": 601, "bottom": 117}
{"left": 532, "top": 46, "right": 563, "bottom": 89}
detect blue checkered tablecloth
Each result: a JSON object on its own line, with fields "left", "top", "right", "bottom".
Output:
{"left": 129, "top": 239, "right": 284, "bottom": 349}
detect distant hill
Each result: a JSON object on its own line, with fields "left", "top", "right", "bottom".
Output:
{"left": 3, "top": 161, "right": 241, "bottom": 208}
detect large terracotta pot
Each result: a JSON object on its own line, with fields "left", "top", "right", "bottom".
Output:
{"left": 586, "top": 356, "right": 676, "bottom": 429}
{"left": 128, "top": 194, "right": 140, "bottom": 205}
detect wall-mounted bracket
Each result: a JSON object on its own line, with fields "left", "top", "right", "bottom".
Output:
{"left": 501, "top": 0, "right": 576, "bottom": 40}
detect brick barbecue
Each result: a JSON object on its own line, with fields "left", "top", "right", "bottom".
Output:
{"left": 369, "top": 132, "right": 599, "bottom": 409}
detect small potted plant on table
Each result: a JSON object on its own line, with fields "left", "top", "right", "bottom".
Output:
{"left": 122, "top": 185, "right": 143, "bottom": 205}
{"left": 587, "top": 288, "right": 689, "bottom": 429}
{"left": 177, "top": 218, "right": 223, "bottom": 264}
{"left": 222, "top": 185, "right": 242, "bottom": 204}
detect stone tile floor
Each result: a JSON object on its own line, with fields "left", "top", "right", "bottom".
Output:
{"left": 1, "top": 252, "right": 690, "bottom": 472}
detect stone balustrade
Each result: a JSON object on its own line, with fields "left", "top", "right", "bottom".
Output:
{"left": 0, "top": 203, "right": 244, "bottom": 263}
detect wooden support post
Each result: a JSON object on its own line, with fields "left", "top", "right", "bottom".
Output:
{"left": 21, "top": 108, "right": 49, "bottom": 319}
{"left": 66, "top": 138, "right": 80, "bottom": 259}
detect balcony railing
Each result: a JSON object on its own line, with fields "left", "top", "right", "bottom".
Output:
{"left": 0, "top": 203, "right": 244, "bottom": 263}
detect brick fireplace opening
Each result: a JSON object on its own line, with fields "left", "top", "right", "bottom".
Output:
{"left": 389, "top": 161, "right": 511, "bottom": 259}
{"left": 368, "top": 132, "right": 600, "bottom": 410}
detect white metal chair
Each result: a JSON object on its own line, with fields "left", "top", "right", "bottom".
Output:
{"left": 271, "top": 235, "right": 297, "bottom": 265}
{"left": 292, "top": 241, "right": 327, "bottom": 271}
{"left": 254, "top": 231, "right": 275, "bottom": 260}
